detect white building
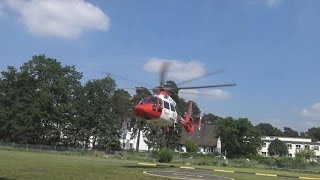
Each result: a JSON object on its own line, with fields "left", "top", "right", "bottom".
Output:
{"left": 259, "top": 136, "right": 320, "bottom": 158}
{"left": 119, "top": 118, "right": 221, "bottom": 154}
{"left": 179, "top": 124, "right": 221, "bottom": 154}
{"left": 119, "top": 119, "right": 149, "bottom": 151}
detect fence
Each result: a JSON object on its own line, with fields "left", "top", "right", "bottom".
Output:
{"left": 0, "top": 141, "right": 85, "bottom": 153}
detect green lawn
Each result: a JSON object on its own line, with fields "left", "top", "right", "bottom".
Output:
{"left": 0, "top": 149, "right": 169, "bottom": 180}
{"left": 0, "top": 148, "right": 320, "bottom": 180}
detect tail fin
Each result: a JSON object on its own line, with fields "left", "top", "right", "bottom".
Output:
{"left": 187, "top": 101, "right": 192, "bottom": 116}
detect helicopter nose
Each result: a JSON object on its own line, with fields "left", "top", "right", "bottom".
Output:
{"left": 134, "top": 104, "right": 161, "bottom": 119}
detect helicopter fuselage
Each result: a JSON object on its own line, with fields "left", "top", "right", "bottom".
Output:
{"left": 134, "top": 92, "right": 178, "bottom": 127}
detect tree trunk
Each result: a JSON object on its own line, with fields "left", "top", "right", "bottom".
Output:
{"left": 135, "top": 128, "right": 140, "bottom": 152}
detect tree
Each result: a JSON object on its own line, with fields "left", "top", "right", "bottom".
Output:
{"left": 217, "top": 117, "right": 262, "bottom": 158}
{"left": 282, "top": 127, "right": 299, "bottom": 137}
{"left": 307, "top": 127, "right": 320, "bottom": 141}
{"left": 131, "top": 87, "right": 151, "bottom": 151}
{"left": 255, "top": 123, "right": 282, "bottom": 136}
{"left": 143, "top": 124, "right": 166, "bottom": 151}
{"left": 296, "top": 148, "right": 315, "bottom": 161}
{"left": 0, "top": 66, "right": 19, "bottom": 142}
{"left": 268, "top": 138, "right": 288, "bottom": 157}
{"left": 185, "top": 140, "right": 198, "bottom": 153}
{"left": 202, "top": 113, "right": 222, "bottom": 125}
{"left": 0, "top": 55, "right": 83, "bottom": 145}
{"left": 81, "top": 76, "right": 119, "bottom": 150}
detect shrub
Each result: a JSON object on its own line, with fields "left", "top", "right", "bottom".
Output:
{"left": 151, "top": 150, "right": 159, "bottom": 159}
{"left": 275, "top": 157, "right": 306, "bottom": 169}
{"left": 185, "top": 140, "right": 198, "bottom": 153}
{"left": 158, "top": 148, "right": 173, "bottom": 163}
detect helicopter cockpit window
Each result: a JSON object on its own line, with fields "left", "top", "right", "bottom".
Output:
{"left": 163, "top": 101, "right": 170, "bottom": 109}
{"left": 170, "top": 103, "right": 176, "bottom": 112}
{"left": 140, "top": 96, "right": 158, "bottom": 105}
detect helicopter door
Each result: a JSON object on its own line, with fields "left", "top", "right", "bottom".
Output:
{"left": 169, "top": 103, "right": 177, "bottom": 120}
{"left": 162, "top": 101, "right": 171, "bottom": 121}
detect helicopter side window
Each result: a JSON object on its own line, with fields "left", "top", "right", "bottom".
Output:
{"left": 163, "top": 101, "right": 170, "bottom": 109}
{"left": 170, "top": 103, "right": 176, "bottom": 112}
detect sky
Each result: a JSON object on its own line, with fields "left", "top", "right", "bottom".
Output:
{"left": 0, "top": 0, "right": 319, "bottom": 132}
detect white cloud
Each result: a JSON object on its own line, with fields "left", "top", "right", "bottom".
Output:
{"left": 6, "top": 0, "right": 110, "bottom": 38}
{"left": 0, "top": 2, "right": 6, "bottom": 16}
{"left": 264, "top": 0, "right": 283, "bottom": 7}
{"left": 179, "top": 89, "right": 199, "bottom": 101}
{"left": 203, "top": 89, "right": 231, "bottom": 100}
{"left": 143, "top": 58, "right": 205, "bottom": 81}
{"left": 301, "top": 102, "right": 320, "bottom": 118}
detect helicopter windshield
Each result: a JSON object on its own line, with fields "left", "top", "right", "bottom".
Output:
{"left": 139, "top": 96, "right": 159, "bottom": 105}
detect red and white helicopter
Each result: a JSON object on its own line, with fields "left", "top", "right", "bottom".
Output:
{"left": 134, "top": 62, "right": 236, "bottom": 133}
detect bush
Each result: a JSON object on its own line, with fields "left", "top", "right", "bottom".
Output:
{"left": 275, "top": 157, "right": 306, "bottom": 169}
{"left": 255, "top": 156, "right": 276, "bottom": 166}
{"left": 151, "top": 150, "right": 159, "bottom": 159}
{"left": 185, "top": 140, "right": 198, "bottom": 153}
{"left": 158, "top": 148, "right": 173, "bottom": 163}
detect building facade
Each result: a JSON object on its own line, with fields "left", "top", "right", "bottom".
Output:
{"left": 259, "top": 136, "right": 320, "bottom": 158}
{"left": 120, "top": 118, "right": 221, "bottom": 154}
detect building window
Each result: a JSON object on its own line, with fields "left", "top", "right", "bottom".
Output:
{"left": 262, "top": 143, "right": 266, "bottom": 147}
{"left": 296, "top": 145, "right": 301, "bottom": 149}
{"left": 314, "top": 146, "right": 319, "bottom": 150}
{"left": 288, "top": 154, "right": 292, "bottom": 157}
{"left": 262, "top": 152, "right": 266, "bottom": 156}
{"left": 305, "top": 145, "right": 310, "bottom": 149}
{"left": 129, "top": 143, "right": 133, "bottom": 148}
{"left": 287, "top": 144, "right": 292, "bottom": 149}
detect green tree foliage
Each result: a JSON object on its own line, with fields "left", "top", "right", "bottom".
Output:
{"left": 306, "top": 127, "right": 320, "bottom": 141}
{"left": 0, "top": 55, "right": 124, "bottom": 150}
{"left": 81, "top": 76, "right": 119, "bottom": 150}
{"left": 268, "top": 138, "right": 288, "bottom": 157}
{"left": 217, "top": 117, "right": 262, "bottom": 158}
{"left": 295, "top": 148, "right": 315, "bottom": 161}
{"left": 282, "top": 127, "right": 299, "bottom": 137}
{"left": 255, "top": 123, "right": 282, "bottom": 136}
{"left": 158, "top": 148, "right": 173, "bottom": 163}
{"left": 0, "top": 55, "right": 83, "bottom": 145}
{"left": 202, "top": 113, "right": 223, "bottom": 125}
{"left": 185, "top": 140, "right": 198, "bottom": 153}
{"left": 143, "top": 124, "right": 166, "bottom": 151}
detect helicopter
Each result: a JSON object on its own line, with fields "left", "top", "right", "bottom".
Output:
{"left": 133, "top": 62, "right": 236, "bottom": 133}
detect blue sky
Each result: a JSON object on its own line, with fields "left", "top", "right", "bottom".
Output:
{"left": 0, "top": 0, "right": 319, "bottom": 132}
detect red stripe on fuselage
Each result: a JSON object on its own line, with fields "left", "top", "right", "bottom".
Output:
{"left": 134, "top": 104, "right": 161, "bottom": 119}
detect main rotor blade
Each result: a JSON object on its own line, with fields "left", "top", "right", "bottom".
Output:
{"left": 159, "top": 62, "right": 171, "bottom": 86}
{"left": 177, "top": 83, "right": 236, "bottom": 90}
{"left": 109, "top": 73, "right": 152, "bottom": 88}
{"left": 177, "top": 69, "right": 224, "bottom": 86}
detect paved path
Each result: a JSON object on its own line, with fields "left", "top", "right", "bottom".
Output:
{"left": 143, "top": 168, "right": 231, "bottom": 180}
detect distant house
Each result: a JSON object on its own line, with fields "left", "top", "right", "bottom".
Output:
{"left": 119, "top": 118, "right": 149, "bottom": 152}
{"left": 119, "top": 118, "right": 221, "bottom": 153}
{"left": 179, "top": 124, "right": 221, "bottom": 154}
{"left": 259, "top": 136, "right": 320, "bottom": 159}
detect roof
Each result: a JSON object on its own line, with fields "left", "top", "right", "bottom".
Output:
{"left": 263, "top": 139, "right": 320, "bottom": 145}
{"left": 180, "top": 124, "right": 218, "bottom": 147}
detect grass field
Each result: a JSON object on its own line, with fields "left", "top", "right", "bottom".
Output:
{"left": 0, "top": 148, "right": 320, "bottom": 180}
{"left": 0, "top": 148, "right": 169, "bottom": 180}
